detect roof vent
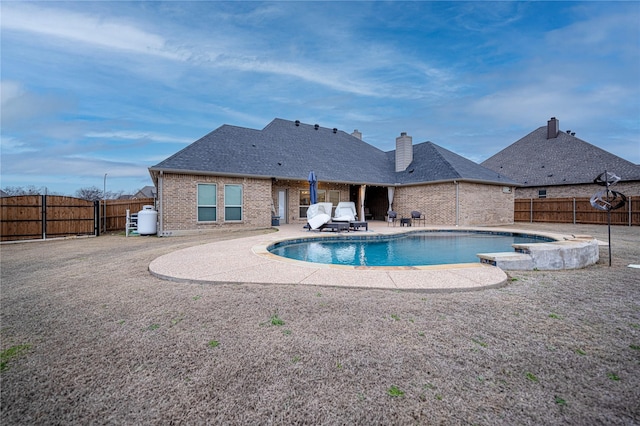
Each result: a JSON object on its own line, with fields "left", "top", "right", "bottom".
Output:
{"left": 571, "top": 132, "right": 575, "bottom": 136}
{"left": 295, "top": 120, "right": 300, "bottom": 126}
{"left": 566, "top": 130, "right": 571, "bottom": 134}
{"left": 314, "top": 124, "right": 319, "bottom": 130}
{"left": 333, "top": 128, "right": 337, "bottom": 134}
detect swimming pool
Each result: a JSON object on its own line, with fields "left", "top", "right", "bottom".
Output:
{"left": 268, "top": 230, "right": 556, "bottom": 267}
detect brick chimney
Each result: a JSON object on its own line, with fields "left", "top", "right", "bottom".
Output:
{"left": 547, "top": 117, "right": 559, "bottom": 139}
{"left": 395, "top": 132, "right": 413, "bottom": 172}
{"left": 351, "top": 129, "right": 362, "bottom": 140}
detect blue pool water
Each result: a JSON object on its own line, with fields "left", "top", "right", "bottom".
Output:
{"left": 268, "top": 231, "right": 554, "bottom": 267}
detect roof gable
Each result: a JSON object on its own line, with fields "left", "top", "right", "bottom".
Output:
{"left": 394, "top": 142, "right": 515, "bottom": 185}
{"left": 481, "top": 126, "right": 640, "bottom": 186}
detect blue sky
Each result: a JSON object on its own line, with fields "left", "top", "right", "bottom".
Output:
{"left": 1, "top": 1, "right": 639, "bottom": 196}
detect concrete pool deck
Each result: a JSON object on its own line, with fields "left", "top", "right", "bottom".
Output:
{"left": 149, "top": 222, "right": 592, "bottom": 292}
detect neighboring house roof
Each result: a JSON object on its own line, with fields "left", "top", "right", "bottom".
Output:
{"left": 150, "top": 118, "right": 516, "bottom": 187}
{"left": 0, "top": 189, "right": 8, "bottom": 197}
{"left": 134, "top": 185, "right": 156, "bottom": 198}
{"left": 482, "top": 125, "right": 640, "bottom": 187}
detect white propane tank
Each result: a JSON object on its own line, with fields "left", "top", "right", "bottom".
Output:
{"left": 137, "top": 205, "right": 157, "bottom": 235}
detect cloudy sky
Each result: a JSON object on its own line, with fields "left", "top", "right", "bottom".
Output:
{"left": 1, "top": 1, "right": 639, "bottom": 196}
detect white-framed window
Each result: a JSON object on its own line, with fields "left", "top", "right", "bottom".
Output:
{"left": 299, "top": 189, "right": 340, "bottom": 218}
{"left": 328, "top": 190, "right": 340, "bottom": 215}
{"left": 224, "top": 184, "right": 243, "bottom": 221}
{"left": 197, "top": 184, "right": 217, "bottom": 222}
{"left": 538, "top": 189, "right": 547, "bottom": 199}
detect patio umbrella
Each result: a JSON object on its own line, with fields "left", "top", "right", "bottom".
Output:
{"left": 308, "top": 171, "right": 318, "bottom": 205}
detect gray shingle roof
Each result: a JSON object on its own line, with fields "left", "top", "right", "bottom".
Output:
{"left": 481, "top": 126, "right": 640, "bottom": 186}
{"left": 150, "top": 118, "right": 517, "bottom": 186}
{"left": 394, "top": 142, "right": 514, "bottom": 185}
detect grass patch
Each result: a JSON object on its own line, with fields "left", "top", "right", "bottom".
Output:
{"left": 575, "top": 348, "right": 586, "bottom": 355}
{"left": 147, "top": 324, "right": 160, "bottom": 331}
{"left": 471, "top": 337, "right": 488, "bottom": 348}
{"left": 525, "top": 372, "right": 539, "bottom": 382}
{"left": 270, "top": 312, "right": 285, "bottom": 326}
{"left": 630, "top": 344, "right": 640, "bottom": 351}
{"left": 390, "top": 314, "right": 400, "bottom": 321}
{"left": 192, "top": 295, "right": 202, "bottom": 301}
{"left": 387, "top": 385, "right": 404, "bottom": 397}
{"left": 548, "top": 313, "right": 562, "bottom": 319}
{"left": 608, "top": 372, "right": 620, "bottom": 381}
{"left": 207, "top": 340, "right": 220, "bottom": 348}
{"left": 261, "top": 311, "right": 285, "bottom": 327}
{"left": 1, "top": 344, "right": 31, "bottom": 372}
{"left": 555, "top": 396, "right": 567, "bottom": 406}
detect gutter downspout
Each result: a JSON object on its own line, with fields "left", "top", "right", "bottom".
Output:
{"left": 158, "top": 171, "right": 163, "bottom": 236}
{"left": 454, "top": 180, "right": 459, "bottom": 226}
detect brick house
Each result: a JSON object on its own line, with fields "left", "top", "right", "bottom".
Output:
{"left": 482, "top": 117, "right": 640, "bottom": 199}
{"left": 149, "top": 119, "right": 517, "bottom": 235}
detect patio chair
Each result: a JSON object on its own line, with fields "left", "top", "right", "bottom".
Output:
{"left": 411, "top": 210, "right": 425, "bottom": 226}
{"left": 387, "top": 210, "right": 398, "bottom": 226}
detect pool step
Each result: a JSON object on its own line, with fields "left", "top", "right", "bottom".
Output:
{"left": 478, "top": 252, "right": 534, "bottom": 269}
{"left": 477, "top": 237, "right": 599, "bottom": 270}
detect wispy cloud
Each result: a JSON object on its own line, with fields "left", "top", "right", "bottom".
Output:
{"left": 85, "top": 131, "right": 193, "bottom": 144}
{"left": 1, "top": 3, "right": 188, "bottom": 61}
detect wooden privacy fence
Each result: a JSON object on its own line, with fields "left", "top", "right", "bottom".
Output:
{"left": 99, "top": 198, "right": 155, "bottom": 232}
{"left": 1, "top": 196, "right": 156, "bottom": 241}
{"left": 515, "top": 196, "right": 638, "bottom": 226}
{"left": 0, "top": 195, "right": 98, "bottom": 241}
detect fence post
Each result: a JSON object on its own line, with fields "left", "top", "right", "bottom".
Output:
{"left": 94, "top": 200, "right": 100, "bottom": 236}
{"left": 530, "top": 198, "right": 533, "bottom": 223}
{"left": 630, "top": 196, "right": 633, "bottom": 227}
{"left": 573, "top": 198, "right": 576, "bottom": 224}
{"left": 41, "top": 194, "right": 46, "bottom": 240}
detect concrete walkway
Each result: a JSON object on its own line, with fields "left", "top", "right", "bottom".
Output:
{"left": 146, "top": 222, "right": 577, "bottom": 291}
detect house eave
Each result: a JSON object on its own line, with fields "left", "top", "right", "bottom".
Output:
{"left": 393, "top": 178, "right": 521, "bottom": 188}
{"left": 148, "top": 167, "right": 520, "bottom": 188}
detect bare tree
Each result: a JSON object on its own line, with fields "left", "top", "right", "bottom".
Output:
{"left": 75, "top": 186, "right": 123, "bottom": 201}
{"left": 1, "top": 185, "right": 53, "bottom": 195}
{"left": 75, "top": 186, "right": 103, "bottom": 201}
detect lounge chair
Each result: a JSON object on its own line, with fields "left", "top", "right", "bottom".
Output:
{"left": 306, "top": 202, "right": 333, "bottom": 230}
{"left": 333, "top": 201, "right": 357, "bottom": 222}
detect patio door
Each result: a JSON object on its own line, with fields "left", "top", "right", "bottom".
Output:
{"left": 278, "top": 189, "right": 288, "bottom": 224}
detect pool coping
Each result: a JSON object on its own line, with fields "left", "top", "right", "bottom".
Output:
{"left": 148, "top": 224, "right": 595, "bottom": 292}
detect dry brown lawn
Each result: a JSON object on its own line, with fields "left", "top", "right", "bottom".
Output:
{"left": 1, "top": 223, "right": 639, "bottom": 425}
